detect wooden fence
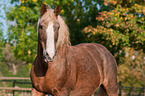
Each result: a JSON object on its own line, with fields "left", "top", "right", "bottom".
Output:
{"left": 0, "top": 77, "right": 31, "bottom": 96}
{"left": 0, "top": 77, "right": 145, "bottom": 96}
{"left": 118, "top": 81, "right": 145, "bottom": 96}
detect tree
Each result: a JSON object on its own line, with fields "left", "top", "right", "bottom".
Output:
{"left": 83, "top": 0, "right": 145, "bottom": 55}
{"left": 6, "top": 0, "right": 43, "bottom": 63}
{"left": 0, "top": 43, "right": 30, "bottom": 77}
{"left": 0, "top": 0, "right": 6, "bottom": 76}
{"left": 3, "top": 44, "right": 26, "bottom": 75}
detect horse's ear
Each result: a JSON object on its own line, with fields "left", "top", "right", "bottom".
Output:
{"left": 40, "top": 4, "right": 47, "bottom": 17}
{"left": 54, "top": 5, "right": 61, "bottom": 16}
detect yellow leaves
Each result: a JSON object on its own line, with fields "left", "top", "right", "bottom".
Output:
{"left": 16, "top": 15, "right": 18, "bottom": 19}
{"left": 22, "top": 6, "right": 26, "bottom": 13}
{"left": 132, "top": 4, "right": 144, "bottom": 14}
{"left": 28, "top": 50, "right": 31, "bottom": 55}
{"left": 21, "top": 0, "right": 24, "bottom": 3}
{"left": 112, "top": 42, "right": 115, "bottom": 45}
{"left": 110, "top": 12, "right": 114, "bottom": 15}
{"left": 138, "top": 9, "right": 142, "bottom": 13}
{"left": 35, "top": 54, "right": 37, "bottom": 58}
{"left": 134, "top": 3, "right": 139, "bottom": 7}
{"left": 114, "top": 9, "right": 117, "bottom": 13}
{"left": 143, "top": 7, "right": 145, "bottom": 14}
{"left": 115, "top": 24, "right": 119, "bottom": 27}
{"left": 44, "top": 2, "right": 47, "bottom": 5}
{"left": 125, "top": 17, "right": 127, "bottom": 20}
{"left": 141, "top": 17, "right": 144, "bottom": 21}
{"left": 83, "top": 26, "right": 92, "bottom": 33}
{"left": 93, "top": 32, "right": 96, "bottom": 35}
{"left": 123, "top": 13, "right": 126, "bottom": 16}
{"left": 123, "top": 8, "right": 125, "bottom": 12}
{"left": 94, "top": 29, "right": 97, "bottom": 32}
{"left": 104, "top": 2, "right": 108, "bottom": 6}
{"left": 61, "top": 9, "right": 64, "bottom": 14}
{"left": 106, "top": 0, "right": 117, "bottom": 6}
{"left": 115, "top": 13, "right": 119, "bottom": 17}
{"left": 96, "top": 17, "right": 105, "bottom": 21}
{"left": 120, "top": 17, "right": 123, "bottom": 20}
{"left": 83, "top": 26, "right": 98, "bottom": 35}
{"left": 18, "top": 50, "right": 23, "bottom": 55}
{"left": 102, "top": 18, "right": 104, "bottom": 21}
{"left": 11, "top": 11, "right": 13, "bottom": 14}
{"left": 28, "top": 63, "right": 32, "bottom": 69}
{"left": 113, "top": 1, "right": 117, "bottom": 5}
{"left": 21, "top": 0, "right": 29, "bottom": 3}
{"left": 130, "top": 14, "right": 133, "bottom": 18}
{"left": 77, "top": 19, "right": 80, "bottom": 22}
{"left": 32, "top": 0, "right": 37, "bottom": 3}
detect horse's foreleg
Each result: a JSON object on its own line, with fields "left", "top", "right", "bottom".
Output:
{"left": 31, "top": 88, "right": 46, "bottom": 96}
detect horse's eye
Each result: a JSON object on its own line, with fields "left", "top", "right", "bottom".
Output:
{"left": 39, "top": 25, "right": 43, "bottom": 29}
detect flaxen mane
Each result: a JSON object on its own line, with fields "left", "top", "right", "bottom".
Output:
{"left": 57, "top": 15, "right": 71, "bottom": 49}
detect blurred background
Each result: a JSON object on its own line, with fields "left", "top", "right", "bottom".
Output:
{"left": 0, "top": 0, "right": 145, "bottom": 96}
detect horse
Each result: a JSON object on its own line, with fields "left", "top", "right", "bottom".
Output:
{"left": 30, "top": 4, "right": 118, "bottom": 96}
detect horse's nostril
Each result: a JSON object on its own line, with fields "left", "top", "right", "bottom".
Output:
{"left": 46, "top": 52, "right": 49, "bottom": 56}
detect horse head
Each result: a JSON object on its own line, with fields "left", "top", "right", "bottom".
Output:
{"left": 38, "top": 4, "right": 61, "bottom": 62}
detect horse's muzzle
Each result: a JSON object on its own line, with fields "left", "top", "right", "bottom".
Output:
{"left": 43, "top": 50, "right": 56, "bottom": 62}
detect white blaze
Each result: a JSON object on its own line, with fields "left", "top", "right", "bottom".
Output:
{"left": 46, "top": 22, "right": 55, "bottom": 59}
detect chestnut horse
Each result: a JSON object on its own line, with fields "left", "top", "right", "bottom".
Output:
{"left": 30, "top": 4, "right": 118, "bottom": 96}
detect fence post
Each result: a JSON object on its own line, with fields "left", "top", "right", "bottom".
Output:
{"left": 119, "top": 81, "right": 122, "bottom": 96}
{"left": 143, "top": 86, "right": 145, "bottom": 96}
{"left": 13, "top": 80, "right": 16, "bottom": 96}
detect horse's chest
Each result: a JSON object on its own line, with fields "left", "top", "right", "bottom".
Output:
{"left": 31, "top": 64, "right": 67, "bottom": 93}
{"left": 31, "top": 68, "right": 50, "bottom": 92}
{"left": 33, "top": 78, "right": 43, "bottom": 89}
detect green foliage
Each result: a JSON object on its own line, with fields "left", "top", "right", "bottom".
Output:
{"left": 83, "top": 0, "right": 145, "bottom": 54}
{"left": 7, "top": 0, "right": 43, "bottom": 63}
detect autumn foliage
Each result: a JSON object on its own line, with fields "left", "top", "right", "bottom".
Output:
{"left": 83, "top": 0, "right": 145, "bottom": 53}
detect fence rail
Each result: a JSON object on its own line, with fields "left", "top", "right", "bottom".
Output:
{"left": 0, "top": 77, "right": 31, "bottom": 96}
{"left": 0, "top": 77, "right": 145, "bottom": 96}
{"left": 0, "top": 87, "right": 31, "bottom": 91}
{"left": 0, "top": 77, "right": 30, "bottom": 80}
